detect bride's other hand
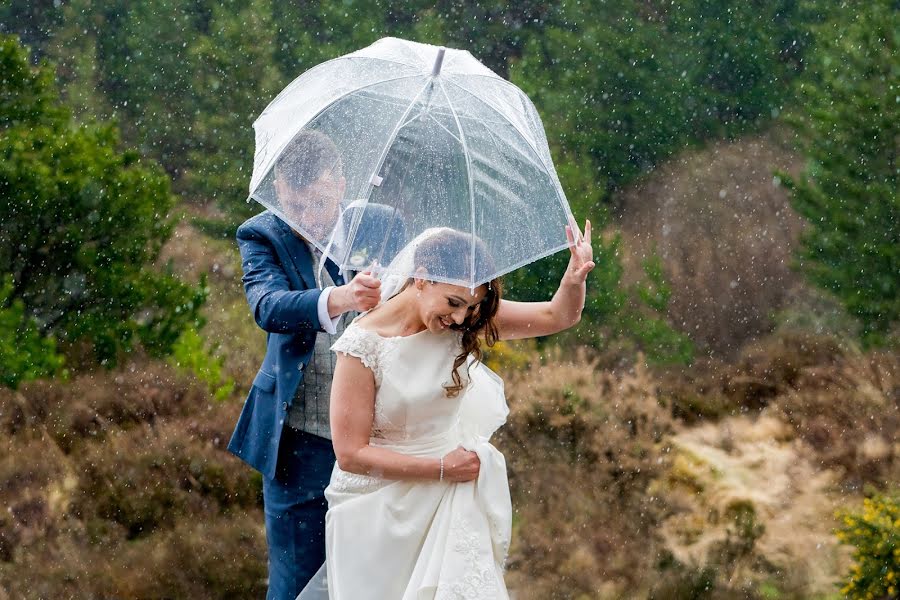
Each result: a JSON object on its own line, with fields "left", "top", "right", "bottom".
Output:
{"left": 441, "top": 447, "right": 480, "bottom": 482}
{"left": 564, "top": 219, "right": 595, "bottom": 284}
{"left": 493, "top": 219, "right": 595, "bottom": 340}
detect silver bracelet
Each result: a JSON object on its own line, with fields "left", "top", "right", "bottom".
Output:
{"left": 439, "top": 457, "right": 444, "bottom": 482}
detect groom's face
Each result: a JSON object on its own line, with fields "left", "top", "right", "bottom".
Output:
{"left": 276, "top": 168, "right": 346, "bottom": 242}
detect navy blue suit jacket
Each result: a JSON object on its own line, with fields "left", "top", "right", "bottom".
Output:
{"left": 228, "top": 208, "right": 404, "bottom": 480}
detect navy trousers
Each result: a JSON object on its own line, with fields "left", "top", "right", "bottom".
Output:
{"left": 263, "top": 426, "right": 335, "bottom": 600}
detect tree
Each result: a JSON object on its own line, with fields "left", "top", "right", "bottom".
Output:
{"left": 0, "top": 34, "right": 205, "bottom": 367}
{"left": 783, "top": 2, "right": 899, "bottom": 346}
{"left": 511, "top": 0, "right": 807, "bottom": 194}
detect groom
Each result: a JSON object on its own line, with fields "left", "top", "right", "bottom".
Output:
{"left": 228, "top": 130, "right": 405, "bottom": 599}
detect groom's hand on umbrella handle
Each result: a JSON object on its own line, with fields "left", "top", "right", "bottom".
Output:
{"left": 331, "top": 266, "right": 381, "bottom": 314}
{"left": 441, "top": 447, "right": 481, "bottom": 482}
{"left": 342, "top": 269, "right": 381, "bottom": 312}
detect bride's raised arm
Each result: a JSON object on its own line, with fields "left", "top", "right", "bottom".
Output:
{"left": 494, "top": 220, "right": 594, "bottom": 341}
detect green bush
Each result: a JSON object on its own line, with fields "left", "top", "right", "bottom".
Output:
{"left": 835, "top": 493, "right": 900, "bottom": 599}
{"left": 0, "top": 276, "right": 63, "bottom": 388}
{"left": 169, "top": 325, "right": 235, "bottom": 401}
{"left": 623, "top": 253, "right": 694, "bottom": 365}
{"left": 0, "top": 34, "right": 205, "bottom": 367}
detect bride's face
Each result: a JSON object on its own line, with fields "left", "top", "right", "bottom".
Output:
{"left": 414, "top": 280, "right": 487, "bottom": 334}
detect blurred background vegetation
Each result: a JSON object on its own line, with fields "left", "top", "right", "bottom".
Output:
{"left": 0, "top": 1, "right": 897, "bottom": 598}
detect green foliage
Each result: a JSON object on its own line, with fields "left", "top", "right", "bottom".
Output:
{"left": 169, "top": 326, "right": 235, "bottom": 401}
{"left": 271, "top": 1, "right": 419, "bottom": 74}
{"left": 510, "top": 0, "right": 805, "bottom": 193}
{"left": 14, "top": 1, "right": 810, "bottom": 213}
{"left": 782, "top": 2, "right": 899, "bottom": 347}
{"left": 0, "top": 276, "right": 64, "bottom": 388}
{"left": 621, "top": 253, "right": 694, "bottom": 364}
{"left": 0, "top": 34, "right": 205, "bottom": 366}
{"left": 634, "top": 252, "right": 671, "bottom": 313}
{"left": 44, "top": 0, "right": 281, "bottom": 218}
{"left": 835, "top": 492, "right": 900, "bottom": 598}
{"left": 0, "top": 28, "right": 63, "bottom": 126}
{"left": 182, "top": 0, "right": 282, "bottom": 208}
{"left": 0, "top": 1, "right": 62, "bottom": 57}
{"left": 0, "top": 1, "right": 824, "bottom": 361}
{"left": 613, "top": 253, "right": 692, "bottom": 365}
{"left": 662, "top": 0, "right": 799, "bottom": 131}
{"left": 410, "top": 1, "right": 552, "bottom": 76}
{"left": 512, "top": 3, "right": 691, "bottom": 190}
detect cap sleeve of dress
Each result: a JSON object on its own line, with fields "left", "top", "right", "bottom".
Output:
{"left": 331, "top": 323, "right": 383, "bottom": 383}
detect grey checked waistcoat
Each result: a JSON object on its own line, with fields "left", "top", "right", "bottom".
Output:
{"left": 286, "top": 244, "right": 354, "bottom": 439}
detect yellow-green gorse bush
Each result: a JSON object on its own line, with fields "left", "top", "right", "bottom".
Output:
{"left": 835, "top": 493, "right": 900, "bottom": 598}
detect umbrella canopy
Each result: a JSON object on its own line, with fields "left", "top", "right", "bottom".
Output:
{"left": 249, "top": 37, "right": 575, "bottom": 289}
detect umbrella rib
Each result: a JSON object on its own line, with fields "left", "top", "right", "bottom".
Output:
{"left": 437, "top": 78, "right": 477, "bottom": 290}
{"left": 441, "top": 77, "right": 547, "bottom": 176}
{"left": 255, "top": 58, "right": 421, "bottom": 126}
{"left": 251, "top": 72, "right": 425, "bottom": 196}
{"left": 442, "top": 77, "right": 571, "bottom": 221}
{"left": 338, "top": 54, "right": 426, "bottom": 72}
{"left": 338, "top": 77, "right": 437, "bottom": 267}
{"left": 426, "top": 112, "right": 462, "bottom": 144}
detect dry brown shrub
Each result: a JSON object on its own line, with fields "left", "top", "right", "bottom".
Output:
{"left": 656, "top": 329, "right": 852, "bottom": 425}
{"left": 737, "top": 328, "right": 849, "bottom": 390}
{"left": 0, "top": 360, "right": 263, "bottom": 597}
{"left": 656, "top": 358, "right": 738, "bottom": 423}
{"left": 498, "top": 350, "right": 675, "bottom": 598}
{"left": 112, "top": 512, "right": 267, "bottom": 599}
{"left": 1, "top": 362, "right": 210, "bottom": 452}
{"left": 771, "top": 349, "right": 900, "bottom": 490}
{"left": 614, "top": 130, "right": 808, "bottom": 358}
{"left": 0, "top": 436, "right": 72, "bottom": 564}
{"left": 72, "top": 417, "right": 259, "bottom": 538}
{"left": 0, "top": 512, "right": 266, "bottom": 599}
{"left": 157, "top": 221, "right": 241, "bottom": 285}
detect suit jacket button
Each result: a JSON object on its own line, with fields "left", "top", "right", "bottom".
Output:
{"left": 282, "top": 402, "right": 288, "bottom": 410}
{"left": 297, "top": 363, "right": 304, "bottom": 371}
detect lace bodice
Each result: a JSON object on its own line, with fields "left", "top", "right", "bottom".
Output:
{"left": 330, "top": 324, "right": 392, "bottom": 386}
{"left": 331, "top": 320, "right": 465, "bottom": 442}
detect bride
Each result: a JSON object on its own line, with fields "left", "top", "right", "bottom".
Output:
{"left": 299, "top": 223, "right": 593, "bottom": 599}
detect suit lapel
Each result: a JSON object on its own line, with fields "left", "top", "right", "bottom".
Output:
{"left": 274, "top": 214, "right": 350, "bottom": 289}
{"left": 274, "top": 217, "right": 318, "bottom": 290}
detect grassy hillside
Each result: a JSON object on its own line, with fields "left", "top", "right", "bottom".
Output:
{"left": 497, "top": 335, "right": 897, "bottom": 599}
{"left": 1, "top": 139, "right": 895, "bottom": 598}
{"left": 0, "top": 363, "right": 267, "bottom": 597}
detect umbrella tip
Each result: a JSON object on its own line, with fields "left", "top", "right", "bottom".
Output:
{"left": 431, "top": 48, "right": 446, "bottom": 77}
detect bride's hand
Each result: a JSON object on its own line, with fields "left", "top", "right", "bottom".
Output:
{"left": 564, "top": 219, "right": 595, "bottom": 285}
{"left": 441, "top": 447, "right": 480, "bottom": 482}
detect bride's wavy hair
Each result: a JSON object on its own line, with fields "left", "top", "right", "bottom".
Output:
{"left": 412, "top": 230, "right": 502, "bottom": 398}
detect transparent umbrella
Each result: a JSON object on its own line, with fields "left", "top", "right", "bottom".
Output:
{"left": 248, "top": 36, "right": 576, "bottom": 289}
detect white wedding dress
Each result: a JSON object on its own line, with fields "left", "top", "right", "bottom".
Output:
{"left": 297, "top": 318, "right": 511, "bottom": 600}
